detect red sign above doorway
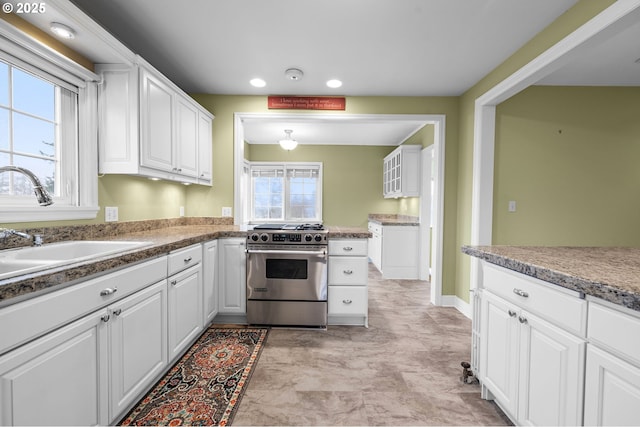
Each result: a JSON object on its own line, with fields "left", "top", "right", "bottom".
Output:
{"left": 267, "top": 96, "right": 346, "bottom": 110}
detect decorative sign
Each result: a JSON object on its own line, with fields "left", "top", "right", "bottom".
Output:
{"left": 268, "top": 96, "right": 346, "bottom": 110}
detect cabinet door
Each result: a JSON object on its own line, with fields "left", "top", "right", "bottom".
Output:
{"left": 109, "top": 280, "right": 168, "bottom": 421}
{"left": 218, "top": 238, "right": 246, "bottom": 314}
{"left": 198, "top": 111, "right": 213, "bottom": 183}
{"left": 203, "top": 241, "right": 218, "bottom": 324}
{"left": 517, "top": 311, "right": 585, "bottom": 426}
{"left": 175, "top": 96, "right": 199, "bottom": 178}
{"left": 140, "top": 68, "right": 174, "bottom": 172}
{"left": 480, "top": 291, "right": 520, "bottom": 418}
{"left": 0, "top": 310, "right": 109, "bottom": 426}
{"left": 584, "top": 345, "right": 640, "bottom": 426}
{"left": 168, "top": 265, "right": 203, "bottom": 361}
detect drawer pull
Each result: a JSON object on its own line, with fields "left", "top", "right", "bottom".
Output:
{"left": 343, "top": 246, "right": 353, "bottom": 252}
{"left": 101, "top": 314, "right": 110, "bottom": 323}
{"left": 170, "top": 280, "right": 178, "bottom": 286}
{"left": 513, "top": 288, "right": 529, "bottom": 298}
{"left": 508, "top": 310, "right": 517, "bottom": 318}
{"left": 184, "top": 256, "right": 193, "bottom": 263}
{"left": 100, "top": 287, "right": 117, "bottom": 296}
{"left": 343, "top": 269, "right": 353, "bottom": 275}
{"left": 113, "top": 309, "right": 122, "bottom": 316}
{"left": 518, "top": 316, "right": 528, "bottom": 324}
{"left": 342, "top": 299, "right": 353, "bottom": 305}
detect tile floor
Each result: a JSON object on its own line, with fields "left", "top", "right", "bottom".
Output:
{"left": 233, "top": 264, "right": 511, "bottom": 426}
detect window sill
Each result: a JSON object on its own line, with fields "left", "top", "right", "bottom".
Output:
{"left": 0, "top": 205, "right": 100, "bottom": 223}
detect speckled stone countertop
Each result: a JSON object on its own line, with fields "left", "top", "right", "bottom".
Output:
{"left": 0, "top": 219, "right": 370, "bottom": 308}
{"left": 462, "top": 245, "right": 640, "bottom": 312}
{"left": 368, "top": 214, "right": 419, "bottom": 226}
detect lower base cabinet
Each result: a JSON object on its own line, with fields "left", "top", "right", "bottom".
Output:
{"left": 327, "top": 239, "right": 369, "bottom": 327}
{"left": 168, "top": 264, "right": 203, "bottom": 360}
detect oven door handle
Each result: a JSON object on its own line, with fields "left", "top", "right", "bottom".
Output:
{"left": 246, "top": 249, "right": 327, "bottom": 256}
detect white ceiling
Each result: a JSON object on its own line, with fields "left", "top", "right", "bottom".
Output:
{"left": 9, "top": 0, "right": 640, "bottom": 146}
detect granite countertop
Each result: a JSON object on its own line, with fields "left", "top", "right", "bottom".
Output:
{"left": 0, "top": 222, "right": 370, "bottom": 308}
{"left": 368, "top": 214, "right": 419, "bottom": 226}
{"left": 462, "top": 245, "right": 640, "bottom": 312}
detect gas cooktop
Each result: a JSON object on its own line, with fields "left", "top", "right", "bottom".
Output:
{"left": 252, "top": 223, "right": 325, "bottom": 231}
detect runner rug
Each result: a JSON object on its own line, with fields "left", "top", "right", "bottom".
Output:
{"left": 119, "top": 327, "right": 269, "bottom": 426}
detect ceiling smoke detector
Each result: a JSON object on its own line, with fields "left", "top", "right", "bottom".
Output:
{"left": 285, "top": 68, "right": 304, "bottom": 81}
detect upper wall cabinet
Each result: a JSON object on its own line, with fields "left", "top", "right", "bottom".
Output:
{"left": 383, "top": 144, "right": 421, "bottom": 198}
{"left": 96, "top": 56, "right": 214, "bottom": 185}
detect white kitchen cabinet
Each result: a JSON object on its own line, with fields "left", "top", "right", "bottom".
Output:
{"left": 383, "top": 144, "right": 421, "bottom": 198}
{"left": 217, "top": 238, "right": 246, "bottom": 315}
{"left": 367, "top": 221, "right": 419, "bottom": 279}
{"left": 202, "top": 240, "right": 219, "bottom": 324}
{"left": 96, "top": 56, "right": 213, "bottom": 185}
{"left": 328, "top": 239, "right": 368, "bottom": 327}
{"left": 584, "top": 300, "right": 640, "bottom": 426}
{"left": 479, "top": 263, "right": 587, "bottom": 426}
{"left": 0, "top": 309, "right": 109, "bottom": 426}
{"left": 167, "top": 245, "right": 203, "bottom": 361}
{"left": 108, "top": 280, "right": 168, "bottom": 422}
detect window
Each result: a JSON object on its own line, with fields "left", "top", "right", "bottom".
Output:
{"left": 249, "top": 162, "right": 322, "bottom": 223}
{"left": 0, "top": 21, "right": 99, "bottom": 222}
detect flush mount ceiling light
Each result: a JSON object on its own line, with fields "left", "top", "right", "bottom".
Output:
{"left": 50, "top": 22, "right": 76, "bottom": 39}
{"left": 284, "top": 68, "right": 304, "bottom": 81}
{"left": 326, "top": 79, "right": 342, "bottom": 88}
{"left": 250, "top": 78, "right": 266, "bottom": 88}
{"left": 278, "top": 129, "right": 298, "bottom": 150}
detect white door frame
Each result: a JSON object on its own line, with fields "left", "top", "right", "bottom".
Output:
{"left": 419, "top": 145, "right": 434, "bottom": 290}
{"left": 234, "top": 112, "right": 447, "bottom": 305}
{"left": 470, "top": 1, "right": 640, "bottom": 292}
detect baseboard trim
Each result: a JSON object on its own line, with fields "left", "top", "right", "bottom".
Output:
{"left": 440, "top": 295, "right": 472, "bottom": 319}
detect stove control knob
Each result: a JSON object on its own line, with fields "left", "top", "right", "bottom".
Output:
{"left": 250, "top": 233, "right": 260, "bottom": 242}
{"left": 260, "top": 233, "right": 269, "bottom": 242}
{"left": 304, "top": 234, "right": 313, "bottom": 242}
{"left": 314, "top": 234, "right": 323, "bottom": 242}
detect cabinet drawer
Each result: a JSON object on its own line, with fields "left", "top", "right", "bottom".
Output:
{"left": 328, "top": 286, "right": 367, "bottom": 315}
{"left": 328, "top": 239, "right": 368, "bottom": 256}
{"left": 588, "top": 301, "right": 640, "bottom": 366}
{"left": 329, "top": 256, "right": 368, "bottom": 285}
{"left": 168, "top": 244, "right": 202, "bottom": 276}
{"left": 482, "top": 262, "right": 587, "bottom": 337}
{"left": 0, "top": 256, "right": 168, "bottom": 355}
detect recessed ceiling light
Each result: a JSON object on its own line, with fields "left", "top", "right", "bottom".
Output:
{"left": 50, "top": 22, "right": 76, "bottom": 39}
{"left": 326, "top": 79, "right": 342, "bottom": 88}
{"left": 250, "top": 78, "right": 266, "bottom": 88}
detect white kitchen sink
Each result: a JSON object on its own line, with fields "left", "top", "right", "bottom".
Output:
{"left": 0, "top": 240, "right": 152, "bottom": 280}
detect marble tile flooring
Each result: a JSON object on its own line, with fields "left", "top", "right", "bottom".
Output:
{"left": 233, "top": 264, "right": 511, "bottom": 426}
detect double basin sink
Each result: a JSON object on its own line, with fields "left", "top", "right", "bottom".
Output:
{"left": 0, "top": 240, "right": 151, "bottom": 281}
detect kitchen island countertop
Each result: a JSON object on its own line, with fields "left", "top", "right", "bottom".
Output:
{"left": 0, "top": 221, "right": 371, "bottom": 307}
{"left": 462, "top": 245, "right": 640, "bottom": 312}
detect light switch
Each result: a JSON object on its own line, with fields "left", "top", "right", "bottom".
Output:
{"left": 105, "top": 206, "right": 119, "bottom": 222}
{"left": 508, "top": 201, "right": 517, "bottom": 213}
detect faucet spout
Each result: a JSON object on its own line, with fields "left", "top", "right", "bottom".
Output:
{"left": 0, "top": 166, "right": 54, "bottom": 206}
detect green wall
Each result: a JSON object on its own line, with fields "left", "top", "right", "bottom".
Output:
{"left": 493, "top": 86, "right": 640, "bottom": 246}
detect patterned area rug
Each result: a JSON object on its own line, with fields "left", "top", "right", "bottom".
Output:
{"left": 119, "top": 327, "right": 269, "bottom": 426}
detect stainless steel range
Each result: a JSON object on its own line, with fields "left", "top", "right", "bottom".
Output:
{"left": 246, "top": 224, "right": 328, "bottom": 327}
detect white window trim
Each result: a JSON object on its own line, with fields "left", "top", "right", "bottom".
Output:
{"left": 0, "top": 20, "right": 99, "bottom": 223}
{"left": 248, "top": 161, "right": 323, "bottom": 224}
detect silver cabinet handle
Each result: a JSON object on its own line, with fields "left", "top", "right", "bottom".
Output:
{"left": 113, "top": 309, "right": 122, "bottom": 316}
{"left": 101, "top": 314, "right": 110, "bottom": 323}
{"left": 170, "top": 279, "right": 177, "bottom": 286}
{"left": 343, "top": 269, "right": 353, "bottom": 275}
{"left": 342, "top": 299, "right": 353, "bottom": 304}
{"left": 508, "top": 310, "right": 517, "bottom": 318}
{"left": 513, "top": 288, "right": 529, "bottom": 298}
{"left": 100, "top": 287, "right": 117, "bottom": 296}
{"left": 343, "top": 246, "right": 353, "bottom": 251}
{"left": 184, "top": 256, "right": 193, "bottom": 263}
{"left": 518, "top": 316, "right": 528, "bottom": 324}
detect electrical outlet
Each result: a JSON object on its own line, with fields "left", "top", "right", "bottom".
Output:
{"left": 508, "top": 201, "right": 517, "bottom": 213}
{"left": 222, "top": 207, "right": 232, "bottom": 217}
{"left": 105, "top": 206, "right": 119, "bottom": 222}
{"left": 179, "top": 206, "right": 185, "bottom": 217}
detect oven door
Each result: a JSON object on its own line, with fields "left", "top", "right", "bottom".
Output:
{"left": 246, "top": 248, "right": 327, "bottom": 301}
